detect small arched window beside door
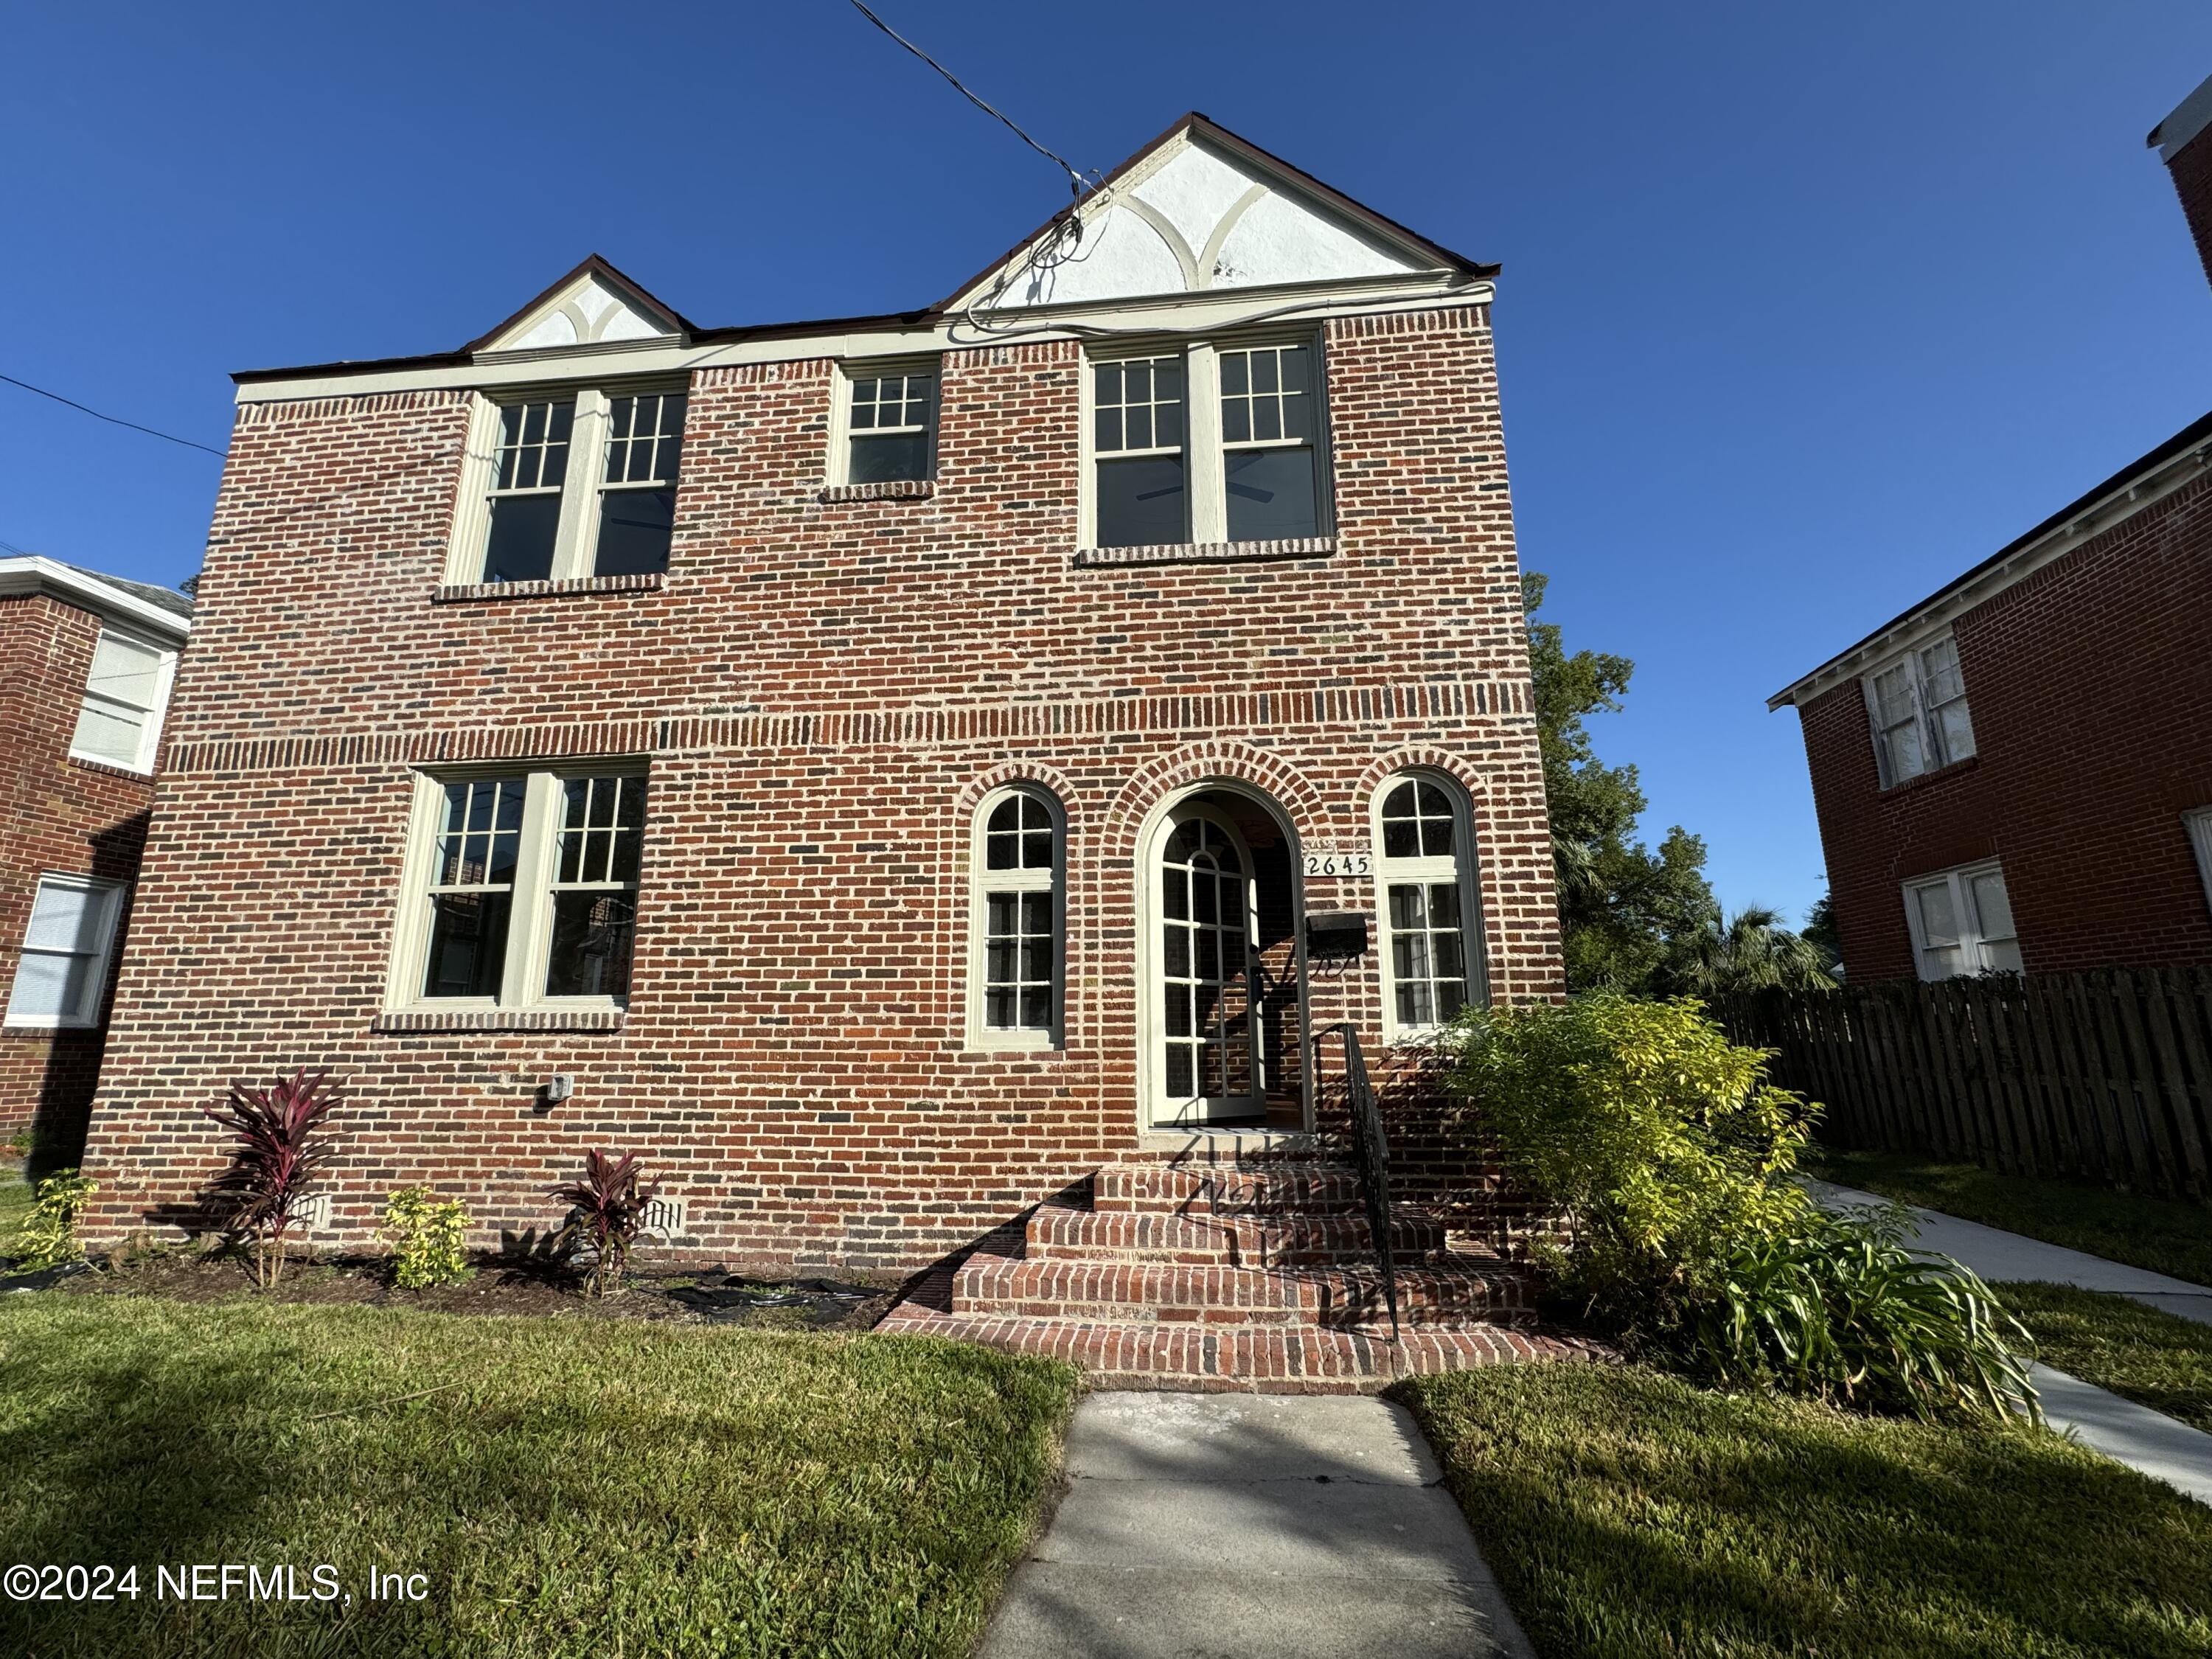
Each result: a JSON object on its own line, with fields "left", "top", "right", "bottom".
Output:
{"left": 1372, "top": 773, "right": 1484, "bottom": 1039}
{"left": 968, "top": 785, "right": 1065, "bottom": 1048}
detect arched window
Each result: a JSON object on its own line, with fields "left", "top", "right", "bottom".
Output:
{"left": 1372, "top": 774, "right": 1482, "bottom": 1036}
{"left": 969, "top": 786, "right": 1065, "bottom": 1047}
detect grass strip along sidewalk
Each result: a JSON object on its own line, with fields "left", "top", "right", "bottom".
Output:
{"left": 0, "top": 1295, "right": 1077, "bottom": 1658}
{"left": 1402, "top": 1363, "right": 2212, "bottom": 1659}
{"left": 1808, "top": 1145, "right": 2212, "bottom": 1287}
{"left": 2000, "top": 1281, "right": 2212, "bottom": 1435}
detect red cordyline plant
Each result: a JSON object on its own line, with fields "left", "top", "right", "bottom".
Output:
{"left": 552, "top": 1150, "right": 660, "bottom": 1298}
{"left": 201, "top": 1069, "right": 342, "bottom": 1289}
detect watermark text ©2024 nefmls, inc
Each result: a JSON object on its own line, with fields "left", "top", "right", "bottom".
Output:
{"left": 6, "top": 1562, "right": 429, "bottom": 1605}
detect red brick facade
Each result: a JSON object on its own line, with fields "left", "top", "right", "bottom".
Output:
{"left": 2163, "top": 123, "right": 2212, "bottom": 293}
{"left": 1792, "top": 467, "right": 2212, "bottom": 982}
{"left": 79, "top": 305, "right": 1563, "bottom": 1270}
{"left": 0, "top": 591, "right": 167, "bottom": 1152}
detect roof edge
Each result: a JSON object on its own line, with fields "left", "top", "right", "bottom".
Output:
{"left": 0, "top": 556, "right": 194, "bottom": 639}
{"left": 1768, "top": 406, "right": 2212, "bottom": 710}
{"left": 2148, "top": 72, "right": 2212, "bottom": 161}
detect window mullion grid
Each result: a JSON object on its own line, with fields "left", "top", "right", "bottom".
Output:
{"left": 1186, "top": 342, "right": 1225, "bottom": 545}
{"left": 500, "top": 773, "right": 563, "bottom": 1007}
{"left": 558, "top": 390, "right": 610, "bottom": 582}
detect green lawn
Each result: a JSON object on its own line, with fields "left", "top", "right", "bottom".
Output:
{"left": 0, "top": 1295, "right": 1078, "bottom": 1658}
{"left": 1808, "top": 1145, "right": 2212, "bottom": 1287}
{"left": 1402, "top": 1362, "right": 2212, "bottom": 1659}
{"left": 0, "top": 1158, "right": 32, "bottom": 1253}
{"left": 2000, "top": 1281, "right": 2212, "bottom": 1435}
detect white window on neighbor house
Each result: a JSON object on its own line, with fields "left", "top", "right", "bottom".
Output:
{"left": 389, "top": 768, "right": 647, "bottom": 1011}
{"left": 1902, "top": 861, "right": 2021, "bottom": 981}
{"left": 4, "top": 874, "right": 126, "bottom": 1029}
{"left": 1085, "top": 335, "right": 1330, "bottom": 549}
{"left": 2185, "top": 809, "right": 2212, "bottom": 912}
{"left": 1863, "top": 633, "right": 1975, "bottom": 787}
{"left": 451, "top": 386, "right": 687, "bottom": 585}
{"left": 69, "top": 626, "right": 178, "bottom": 773}
{"left": 1373, "top": 773, "right": 1483, "bottom": 1037}
{"left": 835, "top": 364, "right": 939, "bottom": 485}
{"left": 968, "top": 785, "right": 1064, "bottom": 1048}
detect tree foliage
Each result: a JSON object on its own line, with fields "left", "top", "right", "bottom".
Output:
{"left": 1524, "top": 573, "right": 1829, "bottom": 996}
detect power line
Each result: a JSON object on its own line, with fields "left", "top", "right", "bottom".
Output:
{"left": 844, "top": 1, "right": 1093, "bottom": 196}
{"left": 0, "top": 372, "right": 227, "bottom": 459}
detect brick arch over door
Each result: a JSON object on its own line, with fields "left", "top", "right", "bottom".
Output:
{"left": 1101, "top": 742, "right": 1328, "bottom": 863}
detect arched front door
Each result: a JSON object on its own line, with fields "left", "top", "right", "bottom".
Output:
{"left": 1150, "top": 803, "right": 1265, "bottom": 1125}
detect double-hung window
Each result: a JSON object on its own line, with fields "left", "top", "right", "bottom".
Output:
{"left": 1373, "top": 774, "right": 1481, "bottom": 1036}
{"left": 393, "top": 767, "right": 647, "bottom": 1012}
{"left": 4, "top": 874, "right": 125, "bottom": 1029}
{"left": 968, "top": 786, "right": 1064, "bottom": 1048}
{"left": 456, "top": 386, "right": 687, "bottom": 585}
{"left": 69, "top": 627, "right": 178, "bottom": 773}
{"left": 1087, "top": 335, "right": 1329, "bottom": 549}
{"left": 1902, "top": 861, "right": 2020, "bottom": 980}
{"left": 1864, "top": 633, "right": 1975, "bottom": 787}
{"left": 838, "top": 366, "right": 938, "bottom": 484}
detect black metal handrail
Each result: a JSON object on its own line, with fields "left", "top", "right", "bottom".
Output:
{"left": 1320, "top": 1022, "right": 1398, "bottom": 1338}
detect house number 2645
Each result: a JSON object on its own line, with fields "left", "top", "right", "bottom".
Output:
{"left": 1301, "top": 852, "right": 1372, "bottom": 877}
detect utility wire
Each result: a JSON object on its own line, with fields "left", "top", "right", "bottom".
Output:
{"left": 844, "top": 1, "right": 1093, "bottom": 196}
{"left": 0, "top": 372, "right": 227, "bottom": 459}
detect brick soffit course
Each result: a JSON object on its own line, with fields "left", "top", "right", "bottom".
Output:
{"left": 163, "top": 683, "right": 1534, "bottom": 777}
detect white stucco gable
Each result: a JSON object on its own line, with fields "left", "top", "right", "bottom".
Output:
{"left": 473, "top": 259, "right": 686, "bottom": 355}
{"left": 953, "top": 119, "right": 1466, "bottom": 314}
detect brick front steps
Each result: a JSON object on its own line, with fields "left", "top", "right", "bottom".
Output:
{"left": 877, "top": 1157, "right": 1604, "bottom": 1393}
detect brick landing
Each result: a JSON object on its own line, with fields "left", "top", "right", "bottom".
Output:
{"left": 875, "top": 1159, "right": 1603, "bottom": 1394}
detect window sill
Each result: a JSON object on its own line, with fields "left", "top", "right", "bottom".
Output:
{"left": 372, "top": 1007, "right": 627, "bottom": 1034}
{"left": 1074, "top": 535, "right": 1336, "bottom": 568}
{"left": 818, "top": 479, "right": 935, "bottom": 504}
{"left": 1879, "top": 755, "right": 1979, "bottom": 797}
{"left": 434, "top": 572, "right": 666, "bottom": 605}
{"left": 66, "top": 752, "right": 156, "bottom": 782}
{"left": 1, "top": 1019, "right": 102, "bottom": 1037}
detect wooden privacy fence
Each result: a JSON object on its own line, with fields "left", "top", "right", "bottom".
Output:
{"left": 1716, "top": 969, "right": 2212, "bottom": 1202}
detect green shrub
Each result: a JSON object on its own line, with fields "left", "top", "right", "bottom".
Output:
{"left": 1695, "top": 1206, "right": 2039, "bottom": 1422}
{"left": 378, "top": 1186, "right": 474, "bottom": 1289}
{"left": 1444, "top": 995, "right": 2036, "bottom": 1420}
{"left": 6, "top": 1169, "right": 97, "bottom": 1272}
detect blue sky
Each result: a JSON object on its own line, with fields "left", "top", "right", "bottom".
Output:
{"left": 5, "top": 1, "right": 2210, "bottom": 925}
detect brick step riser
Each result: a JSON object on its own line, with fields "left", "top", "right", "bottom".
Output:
{"left": 1092, "top": 1172, "right": 1368, "bottom": 1217}
{"left": 1025, "top": 1240, "right": 1445, "bottom": 1269}
{"left": 1026, "top": 1211, "right": 1444, "bottom": 1265}
{"left": 952, "top": 1297, "right": 1533, "bottom": 1330}
{"left": 953, "top": 1263, "right": 1534, "bottom": 1324}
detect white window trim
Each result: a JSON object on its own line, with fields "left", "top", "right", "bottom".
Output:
{"left": 443, "top": 382, "right": 686, "bottom": 585}
{"left": 964, "top": 785, "right": 1065, "bottom": 1051}
{"left": 4, "top": 873, "right": 127, "bottom": 1031}
{"left": 1900, "top": 859, "right": 2019, "bottom": 981}
{"left": 1370, "top": 771, "right": 1486, "bottom": 1042}
{"left": 2185, "top": 809, "right": 2212, "bottom": 913}
{"left": 383, "top": 762, "right": 647, "bottom": 1015}
{"left": 1079, "top": 329, "right": 1332, "bottom": 551}
{"left": 67, "top": 625, "right": 178, "bottom": 776}
{"left": 826, "top": 358, "right": 942, "bottom": 487}
{"left": 1861, "top": 631, "right": 1975, "bottom": 789}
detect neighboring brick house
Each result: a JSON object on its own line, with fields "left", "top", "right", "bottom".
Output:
{"left": 1769, "top": 77, "right": 2212, "bottom": 984}
{"left": 1, "top": 556, "right": 192, "bottom": 1153}
{"left": 79, "top": 116, "right": 1576, "bottom": 1385}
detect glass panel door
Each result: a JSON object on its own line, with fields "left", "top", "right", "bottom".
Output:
{"left": 1155, "top": 807, "right": 1263, "bottom": 1125}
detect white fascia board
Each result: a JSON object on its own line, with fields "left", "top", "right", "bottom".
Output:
{"left": 232, "top": 274, "right": 1492, "bottom": 406}
{"left": 0, "top": 557, "right": 192, "bottom": 642}
{"left": 1767, "top": 439, "right": 2212, "bottom": 711}
{"left": 2151, "top": 73, "right": 2212, "bottom": 161}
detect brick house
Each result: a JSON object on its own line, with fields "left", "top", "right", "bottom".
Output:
{"left": 79, "top": 116, "right": 1578, "bottom": 1385}
{"left": 1769, "top": 77, "right": 2212, "bottom": 984}
{"left": 1, "top": 556, "right": 192, "bottom": 1154}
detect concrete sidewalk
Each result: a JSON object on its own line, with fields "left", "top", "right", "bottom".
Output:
{"left": 1806, "top": 1178, "right": 2212, "bottom": 1324}
{"left": 981, "top": 1391, "right": 1535, "bottom": 1659}
{"left": 1811, "top": 1178, "right": 2212, "bottom": 1505}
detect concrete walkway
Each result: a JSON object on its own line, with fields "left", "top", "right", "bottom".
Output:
{"left": 981, "top": 1391, "right": 1535, "bottom": 1659}
{"left": 1811, "top": 1179, "right": 2212, "bottom": 1505}
{"left": 1806, "top": 1178, "right": 2212, "bottom": 1324}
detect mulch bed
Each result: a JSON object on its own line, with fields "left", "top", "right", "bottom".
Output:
{"left": 0, "top": 1250, "right": 902, "bottom": 1330}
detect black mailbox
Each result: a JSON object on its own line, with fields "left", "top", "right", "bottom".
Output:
{"left": 1305, "top": 911, "right": 1369, "bottom": 960}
